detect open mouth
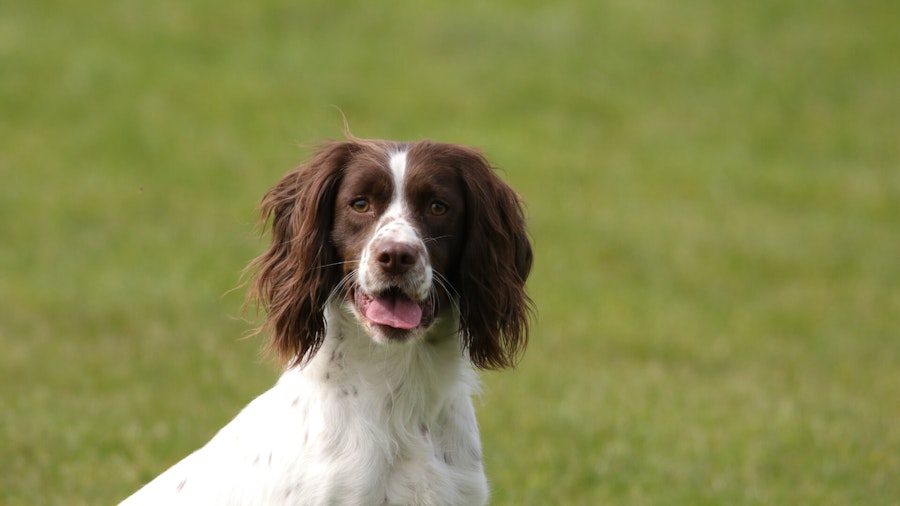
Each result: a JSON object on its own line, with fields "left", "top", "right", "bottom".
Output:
{"left": 354, "top": 286, "right": 435, "bottom": 332}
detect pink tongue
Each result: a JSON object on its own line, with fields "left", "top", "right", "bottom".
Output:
{"left": 365, "top": 294, "right": 423, "bottom": 330}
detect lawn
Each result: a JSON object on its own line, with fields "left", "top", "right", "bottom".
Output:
{"left": 2, "top": 0, "right": 898, "bottom": 504}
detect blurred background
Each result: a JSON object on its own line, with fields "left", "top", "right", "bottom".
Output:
{"left": 1, "top": 0, "right": 898, "bottom": 504}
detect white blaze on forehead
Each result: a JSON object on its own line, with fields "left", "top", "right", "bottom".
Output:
{"left": 372, "top": 149, "right": 415, "bottom": 241}
{"left": 388, "top": 150, "right": 408, "bottom": 201}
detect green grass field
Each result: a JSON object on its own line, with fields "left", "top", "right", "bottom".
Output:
{"left": 2, "top": 0, "right": 898, "bottom": 504}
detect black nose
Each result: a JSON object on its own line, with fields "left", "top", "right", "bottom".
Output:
{"left": 374, "top": 240, "right": 419, "bottom": 275}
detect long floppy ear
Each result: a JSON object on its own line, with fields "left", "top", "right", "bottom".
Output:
{"left": 247, "top": 142, "right": 355, "bottom": 366}
{"left": 454, "top": 147, "right": 533, "bottom": 370}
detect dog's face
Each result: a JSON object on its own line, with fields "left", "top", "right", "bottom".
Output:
{"left": 250, "top": 139, "right": 532, "bottom": 369}
{"left": 332, "top": 148, "right": 466, "bottom": 343}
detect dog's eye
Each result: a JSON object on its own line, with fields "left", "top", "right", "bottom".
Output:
{"left": 429, "top": 201, "right": 449, "bottom": 216}
{"left": 351, "top": 198, "right": 370, "bottom": 213}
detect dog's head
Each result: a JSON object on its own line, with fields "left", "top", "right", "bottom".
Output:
{"left": 248, "top": 139, "right": 532, "bottom": 369}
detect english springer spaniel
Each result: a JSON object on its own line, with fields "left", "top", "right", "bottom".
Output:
{"left": 120, "top": 138, "right": 532, "bottom": 505}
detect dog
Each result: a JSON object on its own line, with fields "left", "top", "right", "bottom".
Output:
{"left": 120, "top": 138, "right": 532, "bottom": 505}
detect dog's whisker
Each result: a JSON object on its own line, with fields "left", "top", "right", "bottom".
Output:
{"left": 326, "top": 270, "right": 359, "bottom": 303}
{"left": 432, "top": 273, "right": 461, "bottom": 316}
{"left": 315, "top": 259, "right": 359, "bottom": 271}
{"left": 422, "top": 235, "right": 452, "bottom": 244}
{"left": 433, "top": 271, "right": 460, "bottom": 300}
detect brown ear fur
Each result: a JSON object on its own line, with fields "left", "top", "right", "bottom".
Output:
{"left": 451, "top": 145, "right": 533, "bottom": 369}
{"left": 247, "top": 142, "right": 356, "bottom": 365}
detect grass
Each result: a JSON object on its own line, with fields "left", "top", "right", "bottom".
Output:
{"left": 2, "top": 0, "right": 898, "bottom": 504}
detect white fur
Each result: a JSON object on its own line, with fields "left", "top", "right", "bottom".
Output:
{"left": 388, "top": 150, "right": 408, "bottom": 199}
{"left": 120, "top": 148, "right": 489, "bottom": 505}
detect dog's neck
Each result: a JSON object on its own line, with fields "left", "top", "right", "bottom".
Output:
{"left": 286, "top": 300, "right": 477, "bottom": 426}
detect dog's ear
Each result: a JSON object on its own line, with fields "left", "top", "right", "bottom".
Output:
{"left": 451, "top": 145, "right": 533, "bottom": 369}
{"left": 248, "top": 142, "right": 357, "bottom": 366}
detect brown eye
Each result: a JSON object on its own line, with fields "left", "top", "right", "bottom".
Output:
{"left": 429, "top": 201, "right": 448, "bottom": 216}
{"left": 351, "top": 198, "right": 370, "bottom": 213}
